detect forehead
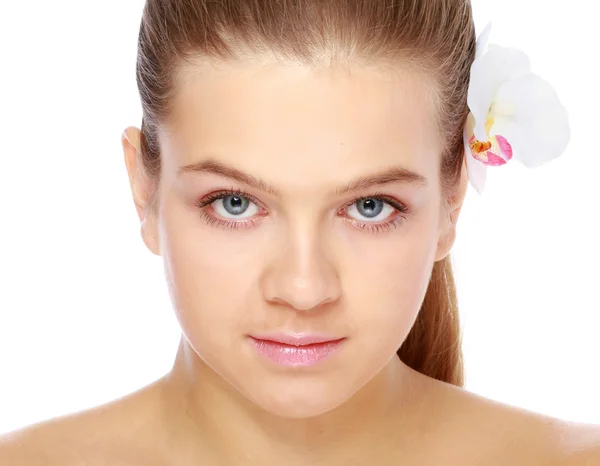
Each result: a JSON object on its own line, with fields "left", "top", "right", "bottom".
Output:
{"left": 161, "top": 58, "right": 441, "bottom": 188}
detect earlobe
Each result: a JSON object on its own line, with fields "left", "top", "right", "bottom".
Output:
{"left": 435, "top": 229, "right": 456, "bottom": 262}
{"left": 122, "top": 126, "right": 161, "bottom": 256}
{"left": 141, "top": 216, "right": 161, "bottom": 257}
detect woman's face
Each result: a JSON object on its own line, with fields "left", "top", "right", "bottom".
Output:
{"left": 125, "top": 58, "right": 463, "bottom": 418}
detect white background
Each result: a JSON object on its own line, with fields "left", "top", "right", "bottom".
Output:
{"left": 0, "top": 0, "right": 598, "bottom": 434}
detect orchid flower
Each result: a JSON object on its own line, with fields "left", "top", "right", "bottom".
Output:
{"left": 463, "top": 23, "right": 571, "bottom": 194}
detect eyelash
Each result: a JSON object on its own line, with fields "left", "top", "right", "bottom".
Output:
{"left": 194, "top": 188, "right": 411, "bottom": 234}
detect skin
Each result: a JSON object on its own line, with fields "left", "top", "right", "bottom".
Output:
{"left": 2, "top": 57, "right": 600, "bottom": 465}
{"left": 140, "top": 59, "right": 461, "bottom": 461}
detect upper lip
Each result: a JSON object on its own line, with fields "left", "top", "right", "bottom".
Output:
{"left": 250, "top": 333, "right": 344, "bottom": 346}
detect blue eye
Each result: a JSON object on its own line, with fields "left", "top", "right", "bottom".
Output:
{"left": 195, "top": 189, "right": 410, "bottom": 234}
{"left": 346, "top": 198, "right": 396, "bottom": 222}
{"left": 213, "top": 194, "right": 258, "bottom": 218}
{"left": 194, "top": 189, "right": 264, "bottom": 230}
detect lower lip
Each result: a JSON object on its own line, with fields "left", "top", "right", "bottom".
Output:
{"left": 249, "top": 337, "right": 345, "bottom": 367}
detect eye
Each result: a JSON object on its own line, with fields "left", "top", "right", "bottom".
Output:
{"left": 211, "top": 194, "right": 260, "bottom": 219}
{"left": 339, "top": 194, "right": 410, "bottom": 234}
{"left": 195, "top": 189, "right": 410, "bottom": 233}
{"left": 346, "top": 198, "right": 395, "bottom": 223}
{"left": 194, "top": 189, "right": 266, "bottom": 230}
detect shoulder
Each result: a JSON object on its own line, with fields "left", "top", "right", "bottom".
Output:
{"left": 0, "top": 416, "right": 83, "bottom": 466}
{"left": 475, "top": 396, "right": 600, "bottom": 465}
{"left": 429, "top": 378, "right": 600, "bottom": 465}
{"left": 550, "top": 421, "right": 600, "bottom": 465}
{"left": 0, "top": 414, "right": 102, "bottom": 466}
{"left": 0, "top": 379, "right": 168, "bottom": 466}
{"left": 480, "top": 397, "right": 600, "bottom": 464}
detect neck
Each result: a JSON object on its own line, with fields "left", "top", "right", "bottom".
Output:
{"left": 159, "top": 336, "right": 433, "bottom": 465}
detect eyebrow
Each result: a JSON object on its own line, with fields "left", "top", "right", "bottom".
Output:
{"left": 178, "top": 158, "right": 428, "bottom": 196}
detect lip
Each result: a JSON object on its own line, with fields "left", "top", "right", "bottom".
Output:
{"left": 250, "top": 332, "right": 343, "bottom": 346}
{"left": 248, "top": 333, "right": 346, "bottom": 367}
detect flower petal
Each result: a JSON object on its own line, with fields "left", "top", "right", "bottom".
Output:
{"left": 490, "top": 73, "right": 571, "bottom": 168}
{"left": 475, "top": 22, "right": 492, "bottom": 60}
{"left": 469, "top": 45, "right": 531, "bottom": 142}
{"left": 463, "top": 113, "right": 487, "bottom": 194}
{"left": 495, "top": 135, "right": 513, "bottom": 162}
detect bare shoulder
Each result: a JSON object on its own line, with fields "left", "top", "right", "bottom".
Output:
{"left": 477, "top": 393, "right": 600, "bottom": 464}
{"left": 549, "top": 421, "right": 600, "bottom": 465}
{"left": 0, "top": 378, "right": 167, "bottom": 466}
{"left": 428, "top": 377, "right": 600, "bottom": 465}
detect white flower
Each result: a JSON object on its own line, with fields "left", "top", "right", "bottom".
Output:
{"left": 463, "top": 22, "right": 571, "bottom": 194}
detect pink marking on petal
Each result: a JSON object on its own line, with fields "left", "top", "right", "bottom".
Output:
{"left": 484, "top": 151, "right": 507, "bottom": 166}
{"left": 468, "top": 133, "right": 514, "bottom": 167}
{"left": 495, "top": 135, "right": 513, "bottom": 161}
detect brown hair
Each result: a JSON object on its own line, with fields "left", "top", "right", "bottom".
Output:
{"left": 135, "top": 0, "right": 476, "bottom": 387}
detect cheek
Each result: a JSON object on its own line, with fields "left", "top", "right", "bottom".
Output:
{"left": 345, "top": 224, "right": 438, "bottom": 342}
{"left": 159, "top": 199, "right": 258, "bottom": 340}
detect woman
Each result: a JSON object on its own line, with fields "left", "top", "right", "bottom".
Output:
{"left": 2, "top": 0, "right": 599, "bottom": 464}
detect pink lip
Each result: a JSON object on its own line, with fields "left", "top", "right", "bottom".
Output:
{"left": 249, "top": 333, "right": 345, "bottom": 367}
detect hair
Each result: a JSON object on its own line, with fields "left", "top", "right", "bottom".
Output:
{"left": 135, "top": 0, "right": 476, "bottom": 387}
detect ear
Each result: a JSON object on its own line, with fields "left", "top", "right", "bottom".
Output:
{"left": 434, "top": 155, "right": 469, "bottom": 262}
{"left": 122, "top": 126, "right": 161, "bottom": 256}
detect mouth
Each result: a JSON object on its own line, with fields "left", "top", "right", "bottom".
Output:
{"left": 248, "top": 333, "right": 346, "bottom": 367}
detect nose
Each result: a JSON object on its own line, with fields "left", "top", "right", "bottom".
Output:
{"left": 260, "top": 227, "right": 341, "bottom": 312}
